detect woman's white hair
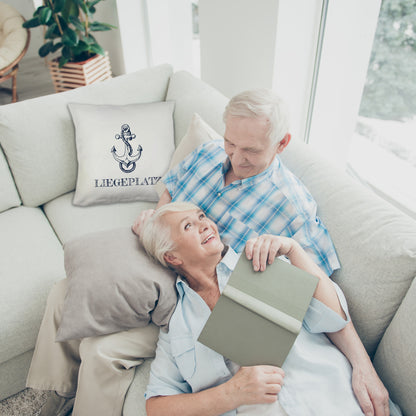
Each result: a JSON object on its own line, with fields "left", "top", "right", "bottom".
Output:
{"left": 140, "top": 201, "right": 200, "bottom": 267}
{"left": 223, "top": 89, "right": 290, "bottom": 145}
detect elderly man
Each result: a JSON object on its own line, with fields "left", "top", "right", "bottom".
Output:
{"left": 28, "top": 90, "right": 388, "bottom": 416}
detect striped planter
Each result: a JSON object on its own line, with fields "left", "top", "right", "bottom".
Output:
{"left": 47, "top": 52, "right": 112, "bottom": 93}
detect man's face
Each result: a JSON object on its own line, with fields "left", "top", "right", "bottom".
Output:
{"left": 163, "top": 209, "right": 224, "bottom": 267}
{"left": 224, "top": 116, "right": 279, "bottom": 179}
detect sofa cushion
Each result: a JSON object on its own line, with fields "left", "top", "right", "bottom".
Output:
{"left": 373, "top": 277, "right": 416, "bottom": 416}
{"left": 56, "top": 228, "right": 177, "bottom": 341}
{"left": 280, "top": 141, "right": 416, "bottom": 357}
{"left": 0, "top": 145, "right": 20, "bottom": 213}
{"left": 123, "top": 358, "right": 153, "bottom": 416}
{"left": 43, "top": 192, "right": 155, "bottom": 244}
{"left": 0, "top": 206, "right": 65, "bottom": 364}
{"left": 68, "top": 101, "right": 175, "bottom": 206}
{"left": 156, "top": 113, "right": 222, "bottom": 196}
{"left": 166, "top": 71, "right": 228, "bottom": 146}
{"left": 0, "top": 64, "right": 173, "bottom": 207}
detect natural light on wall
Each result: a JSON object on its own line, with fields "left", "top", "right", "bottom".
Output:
{"left": 347, "top": 0, "right": 416, "bottom": 219}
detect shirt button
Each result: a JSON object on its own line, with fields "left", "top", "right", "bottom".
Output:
{"left": 217, "top": 192, "right": 222, "bottom": 197}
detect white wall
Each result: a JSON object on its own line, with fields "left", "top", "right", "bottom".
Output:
{"left": 199, "top": 0, "right": 280, "bottom": 98}
{"left": 146, "top": 0, "right": 194, "bottom": 72}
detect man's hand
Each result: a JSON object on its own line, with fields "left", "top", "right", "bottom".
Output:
{"left": 131, "top": 209, "right": 156, "bottom": 236}
{"left": 225, "top": 365, "right": 284, "bottom": 408}
{"left": 352, "top": 364, "right": 390, "bottom": 416}
{"left": 245, "top": 235, "right": 296, "bottom": 272}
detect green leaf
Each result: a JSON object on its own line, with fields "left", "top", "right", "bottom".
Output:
{"left": 74, "top": 0, "right": 88, "bottom": 14}
{"left": 89, "top": 22, "right": 115, "bottom": 31}
{"left": 62, "top": 0, "right": 79, "bottom": 21}
{"left": 39, "top": 7, "right": 53, "bottom": 24}
{"left": 51, "top": 42, "right": 63, "bottom": 53}
{"left": 53, "top": 0, "right": 65, "bottom": 13}
{"left": 59, "top": 55, "right": 69, "bottom": 68}
{"left": 89, "top": 43, "right": 105, "bottom": 56}
{"left": 62, "top": 28, "right": 79, "bottom": 46}
{"left": 22, "top": 17, "right": 41, "bottom": 28}
{"left": 69, "top": 16, "right": 85, "bottom": 32}
{"left": 44, "top": 23, "right": 59, "bottom": 39}
{"left": 38, "top": 41, "right": 54, "bottom": 57}
{"left": 61, "top": 45, "right": 72, "bottom": 59}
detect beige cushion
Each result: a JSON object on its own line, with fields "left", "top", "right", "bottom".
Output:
{"left": 0, "top": 145, "right": 20, "bottom": 212}
{"left": 0, "top": 4, "right": 27, "bottom": 69}
{"left": 280, "top": 141, "right": 416, "bottom": 357}
{"left": 56, "top": 228, "right": 178, "bottom": 341}
{"left": 0, "top": 64, "right": 173, "bottom": 207}
{"left": 69, "top": 101, "right": 175, "bottom": 206}
{"left": 373, "top": 277, "right": 416, "bottom": 416}
{"left": 0, "top": 206, "right": 64, "bottom": 364}
{"left": 166, "top": 71, "right": 228, "bottom": 146}
{"left": 43, "top": 192, "right": 155, "bottom": 244}
{"left": 156, "top": 113, "right": 222, "bottom": 196}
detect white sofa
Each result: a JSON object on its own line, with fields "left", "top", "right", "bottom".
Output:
{"left": 0, "top": 64, "right": 415, "bottom": 416}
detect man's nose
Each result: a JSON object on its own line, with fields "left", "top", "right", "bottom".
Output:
{"left": 232, "top": 148, "right": 245, "bottom": 164}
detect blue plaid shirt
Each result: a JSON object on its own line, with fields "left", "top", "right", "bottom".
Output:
{"left": 163, "top": 140, "right": 340, "bottom": 276}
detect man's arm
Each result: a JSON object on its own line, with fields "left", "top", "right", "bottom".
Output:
{"left": 132, "top": 188, "right": 172, "bottom": 236}
{"left": 245, "top": 235, "right": 390, "bottom": 416}
{"left": 327, "top": 323, "right": 390, "bottom": 416}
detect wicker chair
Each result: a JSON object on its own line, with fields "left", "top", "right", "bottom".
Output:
{"left": 0, "top": 2, "right": 30, "bottom": 103}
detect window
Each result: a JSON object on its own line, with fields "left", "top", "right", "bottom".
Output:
{"left": 347, "top": 0, "right": 416, "bottom": 218}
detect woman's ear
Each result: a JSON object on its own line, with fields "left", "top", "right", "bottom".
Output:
{"left": 164, "top": 252, "right": 183, "bottom": 266}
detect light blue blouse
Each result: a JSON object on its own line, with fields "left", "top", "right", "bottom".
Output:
{"left": 145, "top": 248, "right": 399, "bottom": 415}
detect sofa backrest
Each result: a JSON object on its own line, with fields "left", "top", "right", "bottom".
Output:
{"left": 0, "top": 144, "right": 20, "bottom": 212}
{"left": 166, "top": 70, "right": 229, "bottom": 146}
{"left": 281, "top": 141, "right": 416, "bottom": 354}
{"left": 0, "top": 64, "right": 173, "bottom": 207}
{"left": 280, "top": 141, "right": 416, "bottom": 415}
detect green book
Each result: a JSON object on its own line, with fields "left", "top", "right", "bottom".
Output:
{"left": 198, "top": 255, "right": 319, "bottom": 367}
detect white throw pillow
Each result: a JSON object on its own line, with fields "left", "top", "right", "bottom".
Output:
{"left": 69, "top": 101, "right": 175, "bottom": 206}
{"left": 156, "top": 113, "right": 223, "bottom": 196}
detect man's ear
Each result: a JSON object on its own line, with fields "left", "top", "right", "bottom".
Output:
{"left": 164, "top": 252, "right": 183, "bottom": 266}
{"left": 276, "top": 133, "right": 291, "bottom": 154}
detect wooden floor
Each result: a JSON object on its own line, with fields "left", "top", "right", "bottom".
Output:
{"left": 0, "top": 56, "right": 55, "bottom": 105}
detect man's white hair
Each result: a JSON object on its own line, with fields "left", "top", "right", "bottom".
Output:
{"left": 223, "top": 89, "right": 290, "bottom": 145}
{"left": 140, "top": 201, "right": 200, "bottom": 267}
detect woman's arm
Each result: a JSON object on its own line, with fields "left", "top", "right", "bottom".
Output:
{"left": 147, "top": 365, "right": 284, "bottom": 416}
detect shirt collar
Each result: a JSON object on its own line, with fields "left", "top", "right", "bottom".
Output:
{"left": 221, "top": 156, "right": 279, "bottom": 187}
{"left": 175, "top": 246, "right": 240, "bottom": 295}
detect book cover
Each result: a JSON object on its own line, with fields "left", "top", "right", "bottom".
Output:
{"left": 198, "top": 255, "right": 319, "bottom": 367}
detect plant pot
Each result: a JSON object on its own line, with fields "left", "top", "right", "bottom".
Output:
{"left": 47, "top": 52, "right": 112, "bottom": 93}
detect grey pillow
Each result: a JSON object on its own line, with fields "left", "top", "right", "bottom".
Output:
{"left": 56, "top": 227, "right": 177, "bottom": 342}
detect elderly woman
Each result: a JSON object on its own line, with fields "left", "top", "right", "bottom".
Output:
{"left": 140, "top": 202, "right": 400, "bottom": 416}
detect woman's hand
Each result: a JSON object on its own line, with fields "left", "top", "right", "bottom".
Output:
{"left": 131, "top": 209, "right": 156, "bottom": 236}
{"left": 225, "top": 365, "right": 285, "bottom": 407}
{"left": 245, "top": 235, "right": 297, "bottom": 271}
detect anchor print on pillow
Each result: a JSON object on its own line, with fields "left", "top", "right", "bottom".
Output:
{"left": 111, "top": 124, "right": 143, "bottom": 173}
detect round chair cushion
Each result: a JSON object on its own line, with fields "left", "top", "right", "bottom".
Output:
{"left": 0, "top": 3, "right": 28, "bottom": 70}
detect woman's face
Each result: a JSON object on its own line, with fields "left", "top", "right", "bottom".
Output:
{"left": 163, "top": 209, "right": 224, "bottom": 266}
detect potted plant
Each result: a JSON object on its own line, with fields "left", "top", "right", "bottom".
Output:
{"left": 23, "top": 0, "right": 116, "bottom": 92}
